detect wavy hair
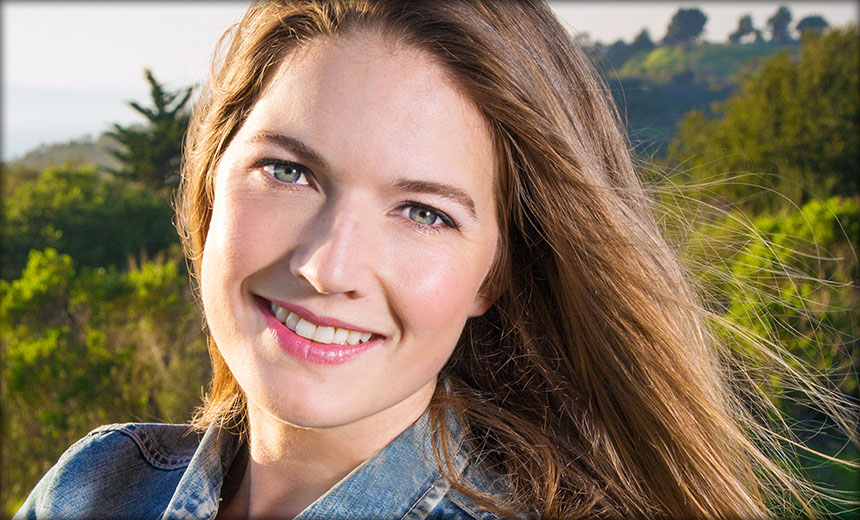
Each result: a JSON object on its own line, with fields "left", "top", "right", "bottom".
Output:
{"left": 176, "top": 1, "right": 854, "bottom": 517}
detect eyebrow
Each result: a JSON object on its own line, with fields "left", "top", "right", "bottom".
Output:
{"left": 248, "top": 131, "right": 478, "bottom": 220}
{"left": 394, "top": 179, "right": 478, "bottom": 220}
{"left": 247, "top": 132, "right": 331, "bottom": 171}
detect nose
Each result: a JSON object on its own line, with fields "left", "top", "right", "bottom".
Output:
{"left": 289, "top": 198, "right": 373, "bottom": 298}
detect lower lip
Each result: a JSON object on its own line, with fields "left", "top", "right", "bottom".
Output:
{"left": 255, "top": 298, "right": 380, "bottom": 365}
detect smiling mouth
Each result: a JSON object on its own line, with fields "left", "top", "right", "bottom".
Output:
{"left": 268, "top": 300, "right": 374, "bottom": 346}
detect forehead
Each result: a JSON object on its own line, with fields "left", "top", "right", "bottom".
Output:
{"left": 232, "top": 32, "right": 495, "bottom": 192}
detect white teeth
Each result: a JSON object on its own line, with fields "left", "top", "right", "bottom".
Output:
{"left": 294, "top": 318, "right": 317, "bottom": 340}
{"left": 313, "top": 326, "right": 335, "bottom": 343}
{"left": 333, "top": 327, "right": 350, "bottom": 344}
{"left": 269, "top": 301, "right": 373, "bottom": 345}
{"left": 347, "top": 330, "right": 363, "bottom": 346}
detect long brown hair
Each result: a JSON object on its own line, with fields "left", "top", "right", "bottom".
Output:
{"left": 176, "top": 1, "right": 851, "bottom": 517}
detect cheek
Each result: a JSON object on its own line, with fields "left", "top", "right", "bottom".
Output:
{"left": 204, "top": 187, "right": 293, "bottom": 273}
{"left": 388, "top": 240, "right": 494, "bottom": 332}
{"left": 200, "top": 189, "right": 290, "bottom": 322}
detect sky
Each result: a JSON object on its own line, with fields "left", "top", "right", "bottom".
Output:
{"left": 2, "top": 1, "right": 858, "bottom": 161}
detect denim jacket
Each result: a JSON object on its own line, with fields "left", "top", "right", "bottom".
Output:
{"left": 16, "top": 410, "right": 511, "bottom": 519}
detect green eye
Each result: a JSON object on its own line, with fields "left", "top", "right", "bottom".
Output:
{"left": 402, "top": 203, "right": 457, "bottom": 230}
{"left": 408, "top": 206, "right": 439, "bottom": 226}
{"left": 263, "top": 162, "right": 310, "bottom": 185}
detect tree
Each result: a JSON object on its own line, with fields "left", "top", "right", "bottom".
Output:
{"left": 1, "top": 163, "right": 178, "bottom": 280}
{"left": 604, "top": 40, "right": 633, "bottom": 70}
{"left": 715, "top": 197, "right": 857, "bottom": 385}
{"left": 630, "top": 29, "right": 656, "bottom": 54}
{"left": 662, "top": 8, "right": 708, "bottom": 45}
{"left": 667, "top": 27, "right": 859, "bottom": 210}
{"left": 796, "top": 15, "right": 829, "bottom": 36}
{"left": 107, "top": 69, "right": 192, "bottom": 191}
{"left": 767, "top": 6, "right": 794, "bottom": 44}
{"left": 599, "top": 30, "right": 655, "bottom": 72}
{"left": 728, "top": 14, "right": 763, "bottom": 44}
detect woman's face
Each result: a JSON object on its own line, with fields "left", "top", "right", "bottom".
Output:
{"left": 200, "top": 34, "right": 498, "bottom": 430}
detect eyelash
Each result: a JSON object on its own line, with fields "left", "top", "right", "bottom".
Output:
{"left": 398, "top": 200, "right": 459, "bottom": 232}
{"left": 253, "top": 158, "right": 313, "bottom": 187}
{"left": 252, "top": 158, "right": 458, "bottom": 233}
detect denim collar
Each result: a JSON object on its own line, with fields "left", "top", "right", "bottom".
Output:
{"left": 296, "top": 410, "right": 469, "bottom": 519}
{"left": 159, "top": 409, "right": 470, "bottom": 520}
{"left": 160, "top": 421, "right": 239, "bottom": 519}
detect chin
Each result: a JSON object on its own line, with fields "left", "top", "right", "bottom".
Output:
{"left": 245, "top": 383, "right": 360, "bottom": 430}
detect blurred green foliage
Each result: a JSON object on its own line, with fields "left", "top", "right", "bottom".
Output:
{"left": 0, "top": 73, "right": 204, "bottom": 514}
{"left": 1, "top": 163, "right": 179, "bottom": 280}
{"left": 725, "top": 197, "right": 858, "bottom": 368}
{"left": 1, "top": 248, "right": 208, "bottom": 512}
{"left": 668, "top": 27, "right": 859, "bottom": 209}
{"left": 720, "top": 199, "right": 858, "bottom": 513}
{"left": 661, "top": 27, "right": 860, "bottom": 517}
{"left": 620, "top": 40, "right": 793, "bottom": 88}
{"left": 684, "top": 197, "right": 858, "bottom": 399}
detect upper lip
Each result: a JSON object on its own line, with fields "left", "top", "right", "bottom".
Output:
{"left": 259, "top": 295, "right": 381, "bottom": 336}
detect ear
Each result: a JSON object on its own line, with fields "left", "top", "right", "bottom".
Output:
{"left": 467, "top": 291, "right": 496, "bottom": 317}
{"left": 469, "top": 245, "right": 505, "bottom": 317}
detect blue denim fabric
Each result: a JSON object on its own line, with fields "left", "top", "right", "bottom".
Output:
{"left": 16, "top": 410, "right": 510, "bottom": 519}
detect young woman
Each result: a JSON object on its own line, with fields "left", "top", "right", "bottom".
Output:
{"left": 17, "top": 1, "right": 852, "bottom": 518}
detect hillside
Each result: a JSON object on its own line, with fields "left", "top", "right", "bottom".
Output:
{"left": 597, "top": 41, "right": 800, "bottom": 156}
{"left": 619, "top": 41, "right": 799, "bottom": 88}
{"left": 606, "top": 76, "right": 732, "bottom": 156}
{"left": 7, "top": 133, "right": 122, "bottom": 172}
{"left": 2, "top": 133, "right": 125, "bottom": 195}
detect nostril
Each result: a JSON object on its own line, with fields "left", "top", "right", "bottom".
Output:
{"left": 294, "top": 266, "right": 334, "bottom": 295}
{"left": 290, "top": 250, "right": 368, "bottom": 297}
{"left": 288, "top": 209, "right": 370, "bottom": 297}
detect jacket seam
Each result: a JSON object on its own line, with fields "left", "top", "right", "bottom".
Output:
{"left": 95, "top": 424, "right": 196, "bottom": 470}
{"left": 400, "top": 472, "right": 450, "bottom": 520}
{"left": 449, "top": 492, "right": 501, "bottom": 520}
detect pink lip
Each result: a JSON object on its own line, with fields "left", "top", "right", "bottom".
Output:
{"left": 254, "top": 297, "right": 381, "bottom": 365}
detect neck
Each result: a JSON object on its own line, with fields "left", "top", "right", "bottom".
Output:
{"left": 218, "top": 382, "right": 435, "bottom": 519}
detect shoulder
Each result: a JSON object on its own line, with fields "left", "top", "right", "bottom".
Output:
{"left": 15, "top": 423, "right": 202, "bottom": 520}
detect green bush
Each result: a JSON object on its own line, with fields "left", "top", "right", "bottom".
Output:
{"left": 1, "top": 163, "right": 179, "bottom": 280}
{"left": 668, "top": 27, "right": 859, "bottom": 210}
{"left": 1, "top": 248, "right": 208, "bottom": 513}
{"left": 680, "top": 196, "right": 859, "bottom": 516}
